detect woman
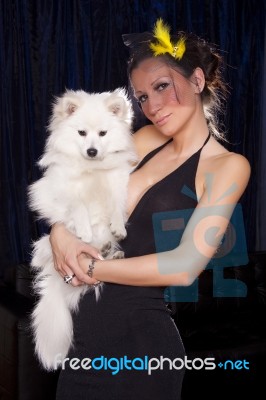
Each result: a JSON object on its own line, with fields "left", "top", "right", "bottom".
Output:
{"left": 53, "top": 19, "right": 250, "bottom": 399}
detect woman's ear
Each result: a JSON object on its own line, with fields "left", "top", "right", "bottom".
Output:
{"left": 193, "top": 67, "right": 205, "bottom": 94}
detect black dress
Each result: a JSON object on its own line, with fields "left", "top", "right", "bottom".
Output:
{"left": 56, "top": 134, "right": 210, "bottom": 400}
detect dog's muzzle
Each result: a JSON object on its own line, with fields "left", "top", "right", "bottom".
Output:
{"left": 63, "top": 274, "right": 75, "bottom": 284}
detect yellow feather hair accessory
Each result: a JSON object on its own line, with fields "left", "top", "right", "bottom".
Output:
{"left": 149, "top": 18, "right": 186, "bottom": 60}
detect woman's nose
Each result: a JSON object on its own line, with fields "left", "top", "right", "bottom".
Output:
{"left": 145, "top": 94, "right": 162, "bottom": 116}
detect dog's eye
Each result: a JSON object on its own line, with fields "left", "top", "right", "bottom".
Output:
{"left": 78, "top": 130, "right": 87, "bottom": 136}
{"left": 99, "top": 131, "right": 107, "bottom": 137}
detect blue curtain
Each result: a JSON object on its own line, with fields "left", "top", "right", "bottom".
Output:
{"left": 257, "top": 25, "right": 266, "bottom": 250}
{"left": 0, "top": 0, "right": 265, "bottom": 277}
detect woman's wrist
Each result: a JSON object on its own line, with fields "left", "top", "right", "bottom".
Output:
{"left": 87, "top": 258, "right": 101, "bottom": 287}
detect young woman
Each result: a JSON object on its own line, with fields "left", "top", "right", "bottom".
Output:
{"left": 53, "top": 19, "right": 250, "bottom": 399}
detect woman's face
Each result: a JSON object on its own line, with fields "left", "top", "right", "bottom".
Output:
{"left": 130, "top": 58, "right": 201, "bottom": 137}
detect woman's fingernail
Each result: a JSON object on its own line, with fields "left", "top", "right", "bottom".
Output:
{"left": 97, "top": 253, "right": 104, "bottom": 260}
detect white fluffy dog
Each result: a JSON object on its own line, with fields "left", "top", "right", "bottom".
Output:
{"left": 28, "top": 88, "right": 136, "bottom": 370}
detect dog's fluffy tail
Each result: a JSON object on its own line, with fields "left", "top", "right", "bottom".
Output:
{"left": 31, "top": 235, "right": 88, "bottom": 370}
{"left": 32, "top": 274, "right": 75, "bottom": 370}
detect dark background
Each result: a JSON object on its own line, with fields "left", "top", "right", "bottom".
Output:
{"left": 0, "top": 0, "right": 265, "bottom": 278}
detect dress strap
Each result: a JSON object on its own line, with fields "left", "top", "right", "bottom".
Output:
{"left": 199, "top": 132, "right": 211, "bottom": 151}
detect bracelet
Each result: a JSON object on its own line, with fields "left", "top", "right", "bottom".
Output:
{"left": 87, "top": 259, "right": 101, "bottom": 288}
{"left": 87, "top": 258, "right": 96, "bottom": 278}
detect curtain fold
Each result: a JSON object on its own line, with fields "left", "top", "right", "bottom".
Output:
{"left": 0, "top": 0, "right": 265, "bottom": 276}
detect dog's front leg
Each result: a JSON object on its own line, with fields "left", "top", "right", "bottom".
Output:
{"left": 110, "top": 209, "right": 127, "bottom": 241}
{"left": 68, "top": 205, "right": 93, "bottom": 243}
{"left": 109, "top": 172, "right": 128, "bottom": 241}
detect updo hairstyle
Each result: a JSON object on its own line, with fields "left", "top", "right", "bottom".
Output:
{"left": 123, "top": 24, "right": 228, "bottom": 138}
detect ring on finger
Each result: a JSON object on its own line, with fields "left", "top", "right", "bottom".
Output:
{"left": 63, "top": 274, "right": 75, "bottom": 284}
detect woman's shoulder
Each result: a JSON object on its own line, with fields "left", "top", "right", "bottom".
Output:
{"left": 218, "top": 151, "right": 251, "bottom": 182}
{"left": 203, "top": 138, "right": 251, "bottom": 186}
{"left": 133, "top": 124, "right": 168, "bottom": 159}
{"left": 197, "top": 138, "right": 251, "bottom": 204}
{"left": 203, "top": 136, "right": 249, "bottom": 167}
{"left": 210, "top": 140, "right": 250, "bottom": 172}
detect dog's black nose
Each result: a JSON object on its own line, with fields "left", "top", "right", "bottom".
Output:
{"left": 87, "top": 148, "right": 98, "bottom": 158}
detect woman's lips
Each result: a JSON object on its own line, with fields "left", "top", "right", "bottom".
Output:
{"left": 156, "top": 114, "right": 171, "bottom": 126}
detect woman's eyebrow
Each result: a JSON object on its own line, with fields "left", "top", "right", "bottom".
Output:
{"left": 135, "top": 76, "right": 170, "bottom": 94}
{"left": 151, "top": 76, "right": 169, "bottom": 86}
{"left": 134, "top": 89, "right": 144, "bottom": 95}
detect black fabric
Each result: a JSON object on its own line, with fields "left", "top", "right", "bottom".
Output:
{"left": 56, "top": 135, "right": 210, "bottom": 399}
{"left": 0, "top": 1, "right": 265, "bottom": 280}
{"left": 0, "top": 255, "right": 265, "bottom": 399}
{"left": 179, "top": 252, "right": 266, "bottom": 400}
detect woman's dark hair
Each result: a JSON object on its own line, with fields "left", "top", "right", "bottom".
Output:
{"left": 123, "top": 29, "right": 228, "bottom": 139}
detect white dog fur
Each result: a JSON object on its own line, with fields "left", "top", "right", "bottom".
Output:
{"left": 28, "top": 88, "right": 136, "bottom": 370}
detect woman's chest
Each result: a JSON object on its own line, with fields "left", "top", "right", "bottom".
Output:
{"left": 126, "top": 154, "right": 206, "bottom": 218}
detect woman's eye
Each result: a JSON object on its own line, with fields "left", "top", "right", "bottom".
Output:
{"left": 99, "top": 131, "right": 107, "bottom": 137}
{"left": 78, "top": 130, "right": 87, "bottom": 136}
{"left": 138, "top": 95, "right": 148, "bottom": 104}
{"left": 155, "top": 82, "right": 169, "bottom": 91}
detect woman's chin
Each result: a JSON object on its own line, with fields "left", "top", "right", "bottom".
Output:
{"left": 157, "top": 126, "right": 176, "bottom": 138}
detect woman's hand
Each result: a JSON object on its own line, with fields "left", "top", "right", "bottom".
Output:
{"left": 49, "top": 223, "right": 102, "bottom": 286}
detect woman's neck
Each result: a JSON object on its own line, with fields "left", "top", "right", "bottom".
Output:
{"left": 171, "top": 115, "right": 210, "bottom": 157}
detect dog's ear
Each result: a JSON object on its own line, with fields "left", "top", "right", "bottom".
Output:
{"left": 105, "top": 95, "right": 126, "bottom": 118}
{"left": 105, "top": 88, "right": 133, "bottom": 125}
{"left": 66, "top": 103, "right": 78, "bottom": 116}
{"left": 49, "top": 91, "right": 83, "bottom": 130}
{"left": 57, "top": 93, "right": 80, "bottom": 118}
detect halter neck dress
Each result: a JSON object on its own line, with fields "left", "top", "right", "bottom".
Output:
{"left": 56, "top": 133, "right": 211, "bottom": 400}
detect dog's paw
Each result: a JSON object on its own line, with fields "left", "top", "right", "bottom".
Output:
{"left": 77, "top": 230, "right": 92, "bottom": 243}
{"left": 112, "top": 251, "right": 125, "bottom": 259}
{"left": 110, "top": 224, "right": 127, "bottom": 241}
{"left": 100, "top": 241, "right": 112, "bottom": 258}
